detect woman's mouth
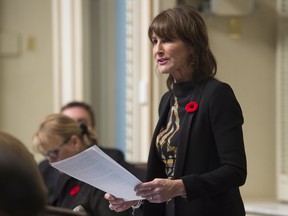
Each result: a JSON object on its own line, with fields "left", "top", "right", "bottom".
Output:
{"left": 157, "top": 58, "right": 169, "bottom": 65}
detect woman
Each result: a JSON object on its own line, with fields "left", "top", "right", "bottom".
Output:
{"left": 33, "top": 113, "right": 131, "bottom": 216}
{"left": 39, "top": 102, "right": 146, "bottom": 207}
{"left": 105, "top": 5, "right": 247, "bottom": 216}
{"left": 0, "top": 131, "right": 47, "bottom": 216}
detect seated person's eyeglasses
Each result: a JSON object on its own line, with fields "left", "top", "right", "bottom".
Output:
{"left": 44, "top": 136, "right": 71, "bottom": 160}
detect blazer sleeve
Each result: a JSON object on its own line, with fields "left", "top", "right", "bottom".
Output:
{"left": 181, "top": 82, "right": 247, "bottom": 200}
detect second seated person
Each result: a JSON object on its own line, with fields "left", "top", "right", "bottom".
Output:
{"left": 38, "top": 101, "right": 146, "bottom": 207}
{"left": 61, "top": 101, "right": 145, "bottom": 181}
{"left": 33, "top": 113, "right": 132, "bottom": 216}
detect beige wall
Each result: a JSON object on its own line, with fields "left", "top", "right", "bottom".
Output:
{"left": 0, "top": 0, "right": 53, "bottom": 161}
{"left": 205, "top": 0, "right": 277, "bottom": 199}
{"left": 0, "top": 0, "right": 278, "bottom": 201}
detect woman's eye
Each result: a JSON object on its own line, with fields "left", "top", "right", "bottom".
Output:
{"left": 151, "top": 39, "right": 158, "bottom": 45}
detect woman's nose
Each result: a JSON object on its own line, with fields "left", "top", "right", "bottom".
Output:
{"left": 154, "top": 43, "right": 164, "bottom": 56}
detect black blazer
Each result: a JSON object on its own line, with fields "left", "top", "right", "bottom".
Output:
{"left": 143, "top": 79, "right": 247, "bottom": 216}
{"left": 39, "top": 147, "right": 145, "bottom": 216}
{"left": 52, "top": 173, "right": 125, "bottom": 216}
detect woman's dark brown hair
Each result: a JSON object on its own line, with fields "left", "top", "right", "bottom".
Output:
{"left": 148, "top": 5, "right": 217, "bottom": 89}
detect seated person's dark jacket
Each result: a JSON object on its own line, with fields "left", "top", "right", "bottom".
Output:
{"left": 53, "top": 173, "right": 123, "bottom": 216}
{"left": 39, "top": 147, "right": 145, "bottom": 215}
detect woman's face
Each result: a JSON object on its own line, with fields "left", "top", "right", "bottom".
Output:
{"left": 151, "top": 33, "right": 193, "bottom": 83}
{"left": 43, "top": 135, "right": 80, "bottom": 163}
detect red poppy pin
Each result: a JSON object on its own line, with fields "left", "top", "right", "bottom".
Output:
{"left": 185, "top": 101, "right": 199, "bottom": 113}
{"left": 70, "top": 185, "right": 80, "bottom": 196}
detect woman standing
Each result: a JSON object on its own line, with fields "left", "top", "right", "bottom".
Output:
{"left": 105, "top": 5, "right": 247, "bottom": 216}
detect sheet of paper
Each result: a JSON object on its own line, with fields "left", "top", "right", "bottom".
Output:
{"left": 51, "top": 145, "right": 142, "bottom": 201}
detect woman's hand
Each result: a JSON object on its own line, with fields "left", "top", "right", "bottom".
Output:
{"left": 104, "top": 193, "right": 138, "bottom": 212}
{"left": 135, "top": 178, "right": 186, "bottom": 203}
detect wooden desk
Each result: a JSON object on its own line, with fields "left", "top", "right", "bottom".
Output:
{"left": 41, "top": 205, "right": 88, "bottom": 216}
{"left": 245, "top": 201, "right": 288, "bottom": 216}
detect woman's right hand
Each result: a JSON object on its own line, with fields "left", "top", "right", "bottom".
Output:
{"left": 104, "top": 193, "right": 138, "bottom": 212}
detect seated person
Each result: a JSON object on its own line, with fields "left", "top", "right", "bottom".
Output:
{"left": 33, "top": 114, "right": 131, "bottom": 216}
{"left": 39, "top": 101, "right": 146, "bottom": 206}
{"left": 61, "top": 101, "right": 146, "bottom": 180}
{"left": 0, "top": 131, "right": 46, "bottom": 216}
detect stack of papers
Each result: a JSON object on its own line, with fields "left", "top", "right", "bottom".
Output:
{"left": 51, "top": 145, "right": 142, "bottom": 201}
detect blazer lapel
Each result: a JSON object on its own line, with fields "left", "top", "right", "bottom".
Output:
{"left": 174, "top": 82, "right": 206, "bottom": 178}
{"left": 146, "top": 92, "right": 172, "bottom": 180}
{"left": 154, "top": 92, "right": 173, "bottom": 135}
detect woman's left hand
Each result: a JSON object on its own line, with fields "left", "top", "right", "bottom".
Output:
{"left": 134, "top": 178, "right": 186, "bottom": 203}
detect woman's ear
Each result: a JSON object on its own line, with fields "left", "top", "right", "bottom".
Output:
{"left": 70, "top": 135, "right": 82, "bottom": 152}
